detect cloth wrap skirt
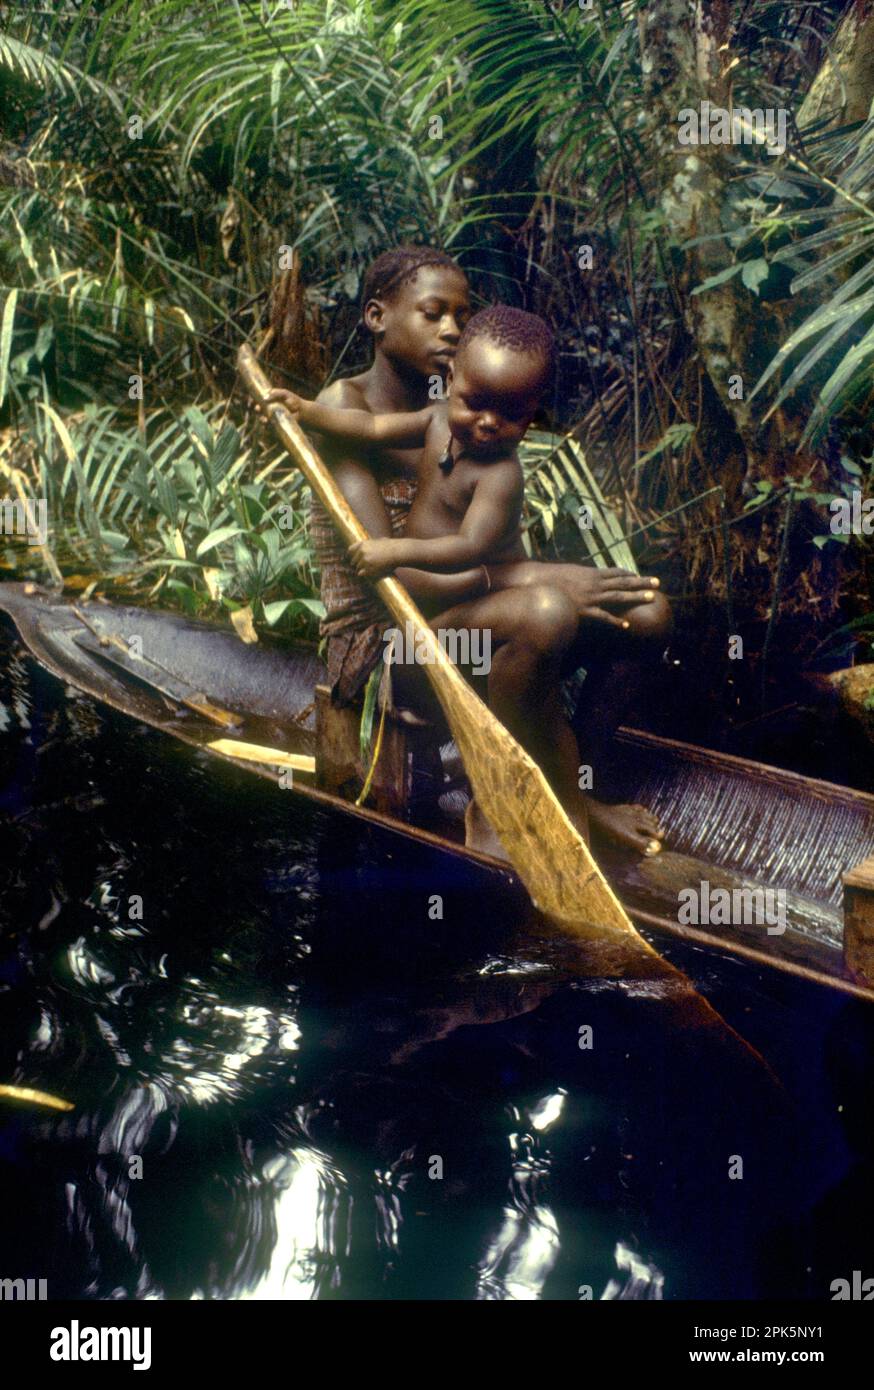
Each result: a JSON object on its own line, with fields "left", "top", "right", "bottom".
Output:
{"left": 309, "top": 476, "right": 417, "bottom": 706}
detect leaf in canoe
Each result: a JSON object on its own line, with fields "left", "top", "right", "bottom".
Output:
{"left": 196, "top": 525, "right": 244, "bottom": 556}
{"left": 359, "top": 665, "right": 381, "bottom": 758}
{"left": 273, "top": 539, "right": 311, "bottom": 571}
{"left": 247, "top": 530, "right": 273, "bottom": 561}
{"left": 167, "top": 578, "right": 200, "bottom": 614}
{"left": 233, "top": 538, "right": 257, "bottom": 582}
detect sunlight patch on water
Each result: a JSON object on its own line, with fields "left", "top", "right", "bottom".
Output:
{"left": 529, "top": 1090, "right": 566, "bottom": 1132}
{"left": 602, "top": 1242, "right": 664, "bottom": 1300}
{"left": 231, "top": 1149, "right": 348, "bottom": 1300}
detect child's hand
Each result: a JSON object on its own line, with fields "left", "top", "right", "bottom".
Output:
{"left": 349, "top": 538, "right": 398, "bottom": 579}
{"left": 257, "top": 388, "right": 305, "bottom": 419}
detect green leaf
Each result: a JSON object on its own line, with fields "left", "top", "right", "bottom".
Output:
{"left": 741, "top": 259, "right": 769, "bottom": 295}
{"left": 636, "top": 423, "right": 696, "bottom": 468}
{"left": 99, "top": 529, "right": 131, "bottom": 551}
{"left": 211, "top": 424, "right": 240, "bottom": 484}
{"left": 359, "top": 665, "right": 381, "bottom": 759}
{"left": 248, "top": 532, "right": 270, "bottom": 557}
{"left": 173, "top": 458, "right": 200, "bottom": 498}
{"left": 185, "top": 406, "right": 214, "bottom": 453}
{"left": 294, "top": 597, "right": 325, "bottom": 618}
{"left": 810, "top": 320, "right": 874, "bottom": 432}
{"left": 167, "top": 578, "right": 199, "bottom": 614}
{"left": 196, "top": 524, "right": 243, "bottom": 556}
{"left": 262, "top": 599, "right": 294, "bottom": 626}
{"left": 0, "top": 289, "right": 18, "bottom": 409}
{"left": 691, "top": 264, "right": 744, "bottom": 296}
{"left": 155, "top": 472, "right": 179, "bottom": 525}
{"left": 33, "top": 321, "right": 54, "bottom": 363}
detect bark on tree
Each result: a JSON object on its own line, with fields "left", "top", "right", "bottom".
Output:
{"left": 827, "top": 664, "right": 874, "bottom": 745}
{"left": 799, "top": 0, "right": 874, "bottom": 130}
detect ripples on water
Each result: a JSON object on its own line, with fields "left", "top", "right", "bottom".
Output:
{"left": 0, "top": 624, "right": 872, "bottom": 1300}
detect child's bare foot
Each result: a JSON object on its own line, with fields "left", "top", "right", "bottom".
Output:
{"left": 587, "top": 798, "right": 664, "bottom": 856}
{"left": 464, "top": 798, "right": 510, "bottom": 861}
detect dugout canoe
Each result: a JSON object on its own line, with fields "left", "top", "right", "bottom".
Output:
{"left": 1, "top": 580, "right": 872, "bottom": 1001}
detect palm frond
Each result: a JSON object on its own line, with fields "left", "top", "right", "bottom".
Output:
{"left": 520, "top": 429, "right": 638, "bottom": 571}
{"left": 0, "top": 31, "right": 121, "bottom": 107}
{"left": 752, "top": 118, "right": 874, "bottom": 440}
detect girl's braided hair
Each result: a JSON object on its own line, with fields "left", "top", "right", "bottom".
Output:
{"left": 361, "top": 244, "right": 463, "bottom": 307}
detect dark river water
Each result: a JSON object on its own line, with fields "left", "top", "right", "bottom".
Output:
{"left": 1, "top": 620, "right": 872, "bottom": 1302}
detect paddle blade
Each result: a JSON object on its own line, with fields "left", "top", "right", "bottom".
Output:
{"left": 412, "top": 634, "right": 652, "bottom": 947}
{"left": 208, "top": 738, "right": 315, "bottom": 774}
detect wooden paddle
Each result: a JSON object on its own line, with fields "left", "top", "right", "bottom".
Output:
{"left": 238, "top": 344, "right": 669, "bottom": 956}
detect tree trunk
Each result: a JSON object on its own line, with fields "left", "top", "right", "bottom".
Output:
{"left": 639, "top": 0, "right": 820, "bottom": 496}
{"left": 799, "top": 0, "right": 874, "bottom": 130}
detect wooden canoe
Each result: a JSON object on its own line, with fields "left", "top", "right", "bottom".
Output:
{"left": 1, "top": 581, "right": 872, "bottom": 1000}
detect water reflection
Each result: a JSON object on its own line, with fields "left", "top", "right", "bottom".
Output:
{"left": 0, "top": 625, "right": 870, "bottom": 1300}
{"left": 476, "top": 1095, "right": 563, "bottom": 1300}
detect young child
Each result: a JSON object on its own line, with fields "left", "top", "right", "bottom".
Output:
{"left": 269, "top": 305, "right": 553, "bottom": 594}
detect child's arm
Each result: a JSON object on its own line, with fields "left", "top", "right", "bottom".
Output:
{"left": 350, "top": 462, "right": 523, "bottom": 578}
{"left": 261, "top": 389, "right": 434, "bottom": 449}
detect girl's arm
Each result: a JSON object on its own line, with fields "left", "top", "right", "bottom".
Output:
{"left": 262, "top": 389, "right": 433, "bottom": 448}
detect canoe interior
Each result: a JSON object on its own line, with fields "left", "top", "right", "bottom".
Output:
{"left": 1, "top": 582, "right": 872, "bottom": 995}
{"left": 599, "top": 728, "right": 874, "bottom": 984}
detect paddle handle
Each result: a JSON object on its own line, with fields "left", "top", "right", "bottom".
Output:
{"left": 238, "top": 344, "right": 450, "bottom": 666}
